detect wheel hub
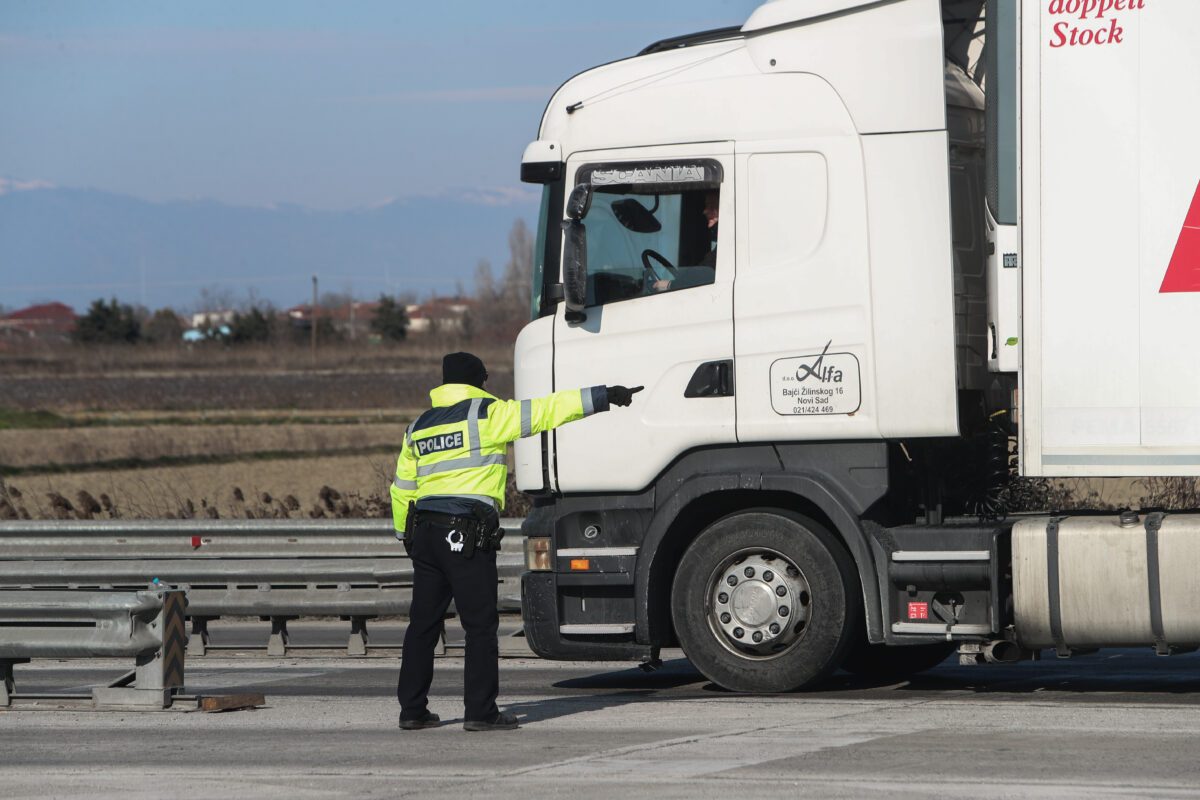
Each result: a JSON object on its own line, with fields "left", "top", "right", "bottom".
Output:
{"left": 731, "top": 581, "right": 776, "bottom": 627}
{"left": 709, "top": 552, "right": 810, "bottom": 654}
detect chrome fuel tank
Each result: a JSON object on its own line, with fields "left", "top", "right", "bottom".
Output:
{"left": 1012, "top": 513, "right": 1200, "bottom": 653}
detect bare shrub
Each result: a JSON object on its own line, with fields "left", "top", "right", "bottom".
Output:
{"left": 75, "top": 490, "right": 102, "bottom": 516}
{"left": 319, "top": 485, "right": 341, "bottom": 511}
{"left": 1135, "top": 477, "right": 1200, "bottom": 511}
{"left": 47, "top": 492, "right": 73, "bottom": 518}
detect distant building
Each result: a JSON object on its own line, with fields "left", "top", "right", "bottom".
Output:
{"left": 0, "top": 302, "right": 77, "bottom": 342}
{"left": 328, "top": 300, "right": 379, "bottom": 340}
{"left": 406, "top": 296, "right": 478, "bottom": 335}
{"left": 283, "top": 303, "right": 327, "bottom": 324}
{"left": 191, "top": 310, "right": 236, "bottom": 329}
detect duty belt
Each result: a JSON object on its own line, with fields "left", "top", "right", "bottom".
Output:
{"left": 412, "top": 508, "right": 504, "bottom": 556}
{"left": 412, "top": 510, "right": 471, "bottom": 529}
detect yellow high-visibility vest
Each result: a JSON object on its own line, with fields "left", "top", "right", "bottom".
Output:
{"left": 390, "top": 382, "right": 609, "bottom": 536}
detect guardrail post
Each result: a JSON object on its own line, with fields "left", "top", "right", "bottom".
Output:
{"left": 1, "top": 658, "right": 29, "bottom": 706}
{"left": 188, "top": 616, "right": 213, "bottom": 656}
{"left": 92, "top": 589, "right": 187, "bottom": 709}
{"left": 265, "top": 615, "right": 297, "bottom": 656}
{"left": 347, "top": 616, "right": 371, "bottom": 656}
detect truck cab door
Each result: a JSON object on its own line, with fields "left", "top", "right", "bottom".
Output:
{"left": 550, "top": 144, "right": 736, "bottom": 493}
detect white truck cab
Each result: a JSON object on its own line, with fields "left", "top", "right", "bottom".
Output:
{"left": 514, "top": 0, "right": 1200, "bottom": 692}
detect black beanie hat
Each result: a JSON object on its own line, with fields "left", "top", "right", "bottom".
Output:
{"left": 442, "top": 352, "right": 488, "bottom": 388}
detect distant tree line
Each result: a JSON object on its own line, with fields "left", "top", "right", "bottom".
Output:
{"left": 69, "top": 218, "right": 534, "bottom": 346}
{"left": 73, "top": 298, "right": 185, "bottom": 345}
{"left": 71, "top": 294, "right": 409, "bottom": 346}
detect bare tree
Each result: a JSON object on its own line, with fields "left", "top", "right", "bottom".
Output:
{"left": 194, "top": 285, "right": 237, "bottom": 314}
{"left": 469, "top": 220, "right": 534, "bottom": 341}
{"left": 502, "top": 219, "right": 534, "bottom": 316}
{"left": 319, "top": 290, "right": 357, "bottom": 309}
{"left": 474, "top": 259, "right": 495, "bottom": 300}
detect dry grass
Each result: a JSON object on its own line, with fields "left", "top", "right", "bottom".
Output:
{"left": 0, "top": 338, "right": 511, "bottom": 377}
{"left": 0, "top": 457, "right": 396, "bottom": 521}
{"left": 0, "top": 455, "right": 531, "bottom": 521}
{"left": 0, "top": 339, "right": 514, "bottom": 412}
{"left": 0, "top": 338, "right": 532, "bottom": 521}
{"left": 0, "top": 423, "right": 409, "bottom": 469}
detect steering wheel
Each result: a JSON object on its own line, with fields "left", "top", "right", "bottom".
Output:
{"left": 641, "top": 249, "right": 678, "bottom": 280}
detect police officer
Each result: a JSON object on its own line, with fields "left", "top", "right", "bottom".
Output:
{"left": 392, "top": 352, "right": 641, "bottom": 731}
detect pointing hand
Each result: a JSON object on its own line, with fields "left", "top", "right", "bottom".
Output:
{"left": 606, "top": 385, "right": 644, "bottom": 407}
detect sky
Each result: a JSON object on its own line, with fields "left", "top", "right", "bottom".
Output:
{"left": 1, "top": 0, "right": 762, "bottom": 213}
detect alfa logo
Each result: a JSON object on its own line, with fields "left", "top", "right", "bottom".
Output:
{"left": 794, "top": 341, "right": 843, "bottom": 384}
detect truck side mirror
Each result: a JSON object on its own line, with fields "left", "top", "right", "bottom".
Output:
{"left": 566, "top": 183, "right": 593, "bottom": 221}
{"left": 562, "top": 183, "right": 592, "bottom": 319}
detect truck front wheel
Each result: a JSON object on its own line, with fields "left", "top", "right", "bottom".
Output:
{"left": 670, "top": 510, "right": 860, "bottom": 692}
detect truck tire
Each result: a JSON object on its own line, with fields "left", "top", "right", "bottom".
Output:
{"left": 670, "top": 509, "right": 860, "bottom": 693}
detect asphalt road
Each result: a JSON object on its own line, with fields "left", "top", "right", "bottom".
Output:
{"left": 4, "top": 617, "right": 1200, "bottom": 799}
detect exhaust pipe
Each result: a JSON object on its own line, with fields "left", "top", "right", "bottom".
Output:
{"left": 982, "top": 639, "right": 1023, "bottom": 664}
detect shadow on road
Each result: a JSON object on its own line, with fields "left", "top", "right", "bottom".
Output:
{"left": 536, "top": 649, "right": 1200, "bottom": 707}
{"left": 552, "top": 658, "right": 704, "bottom": 691}
{"left": 504, "top": 690, "right": 663, "bottom": 724}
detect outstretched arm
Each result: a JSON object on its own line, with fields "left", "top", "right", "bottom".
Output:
{"left": 486, "top": 385, "right": 642, "bottom": 444}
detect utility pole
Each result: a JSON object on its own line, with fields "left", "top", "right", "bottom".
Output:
{"left": 311, "top": 275, "right": 318, "bottom": 367}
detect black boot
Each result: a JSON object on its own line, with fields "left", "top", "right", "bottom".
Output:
{"left": 463, "top": 711, "right": 518, "bottom": 731}
{"left": 399, "top": 710, "right": 441, "bottom": 730}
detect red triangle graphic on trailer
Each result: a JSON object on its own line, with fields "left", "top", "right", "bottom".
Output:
{"left": 1160, "top": 180, "right": 1200, "bottom": 293}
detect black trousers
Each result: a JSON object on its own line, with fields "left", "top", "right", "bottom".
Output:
{"left": 397, "top": 518, "right": 499, "bottom": 722}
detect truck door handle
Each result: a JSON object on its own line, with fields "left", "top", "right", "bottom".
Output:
{"left": 684, "top": 360, "right": 734, "bottom": 398}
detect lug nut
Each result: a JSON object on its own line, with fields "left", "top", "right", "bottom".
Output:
{"left": 769, "top": 623, "right": 780, "bottom": 635}
{"left": 720, "top": 612, "right": 731, "bottom": 624}
{"left": 744, "top": 566, "right": 755, "bottom": 578}
{"left": 717, "top": 592, "right": 728, "bottom": 604}
{"left": 727, "top": 575, "right": 738, "bottom": 586}
{"left": 775, "top": 585, "right": 786, "bottom": 596}
{"left": 779, "top": 605, "right": 790, "bottom": 617}
{"left": 752, "top": 631, "right": 763, "bottom": 642}
{"left": 763, "top": 570, "right": 774, "bottom": 582}
{"left": 733, "top": 627, "right": 745, "bottom": 638}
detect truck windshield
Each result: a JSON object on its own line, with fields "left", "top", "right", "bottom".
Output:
{"left": 582, "top": 182, "right": 719, "bottom": 307}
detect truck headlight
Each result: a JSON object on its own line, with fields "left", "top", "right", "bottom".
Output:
{"left": 525, "top": 537, "right": 551, "bottom": 571}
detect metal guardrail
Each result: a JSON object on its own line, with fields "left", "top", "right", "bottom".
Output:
{"left": 0, "top": 519, "right": 413, "bottom": 558}
{"left": 0, "top": 519, "right": 526, "bottom": 656}
{"left": 0, "top": 588, "right": 186, "bottom": 708}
